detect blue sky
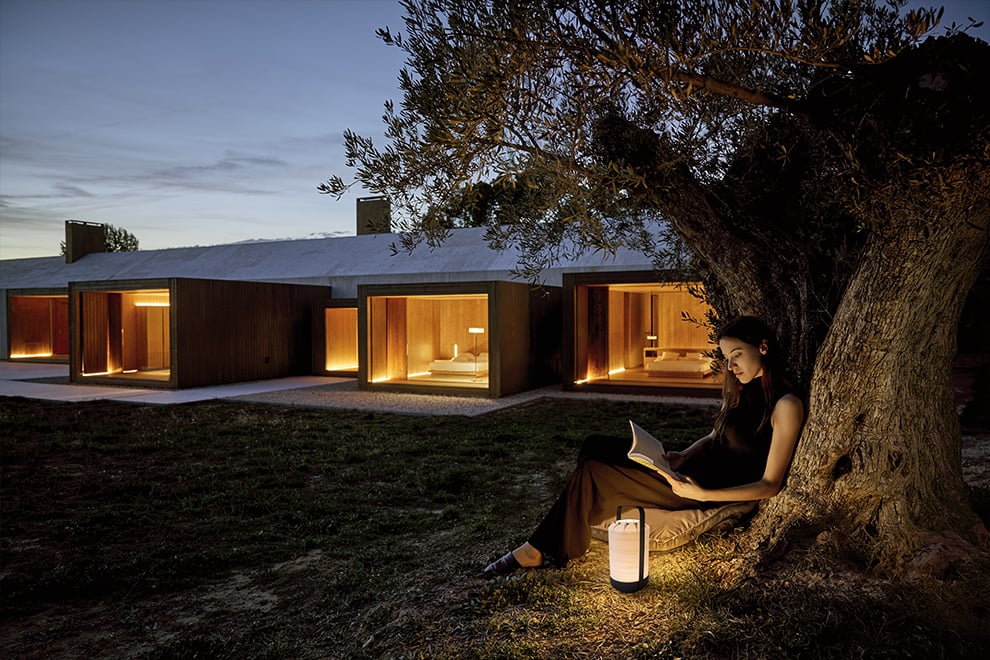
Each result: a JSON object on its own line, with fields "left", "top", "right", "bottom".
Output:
{"left": 1, "top": 0, "right": 987, "bottom": 260}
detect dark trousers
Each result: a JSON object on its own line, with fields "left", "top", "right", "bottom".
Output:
{"left": 527, "top": 434, "right": 700, "bottom": 566}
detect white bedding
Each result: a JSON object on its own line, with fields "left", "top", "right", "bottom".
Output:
{"left": 645, "top": 350, "right": 712, "bottom": 378}
{"left": 428, "top": 352, "right": 489, "bottom": 375}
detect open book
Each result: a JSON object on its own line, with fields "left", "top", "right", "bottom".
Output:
{"left": 628, "top": 420, "right": 686, "bottom": 483}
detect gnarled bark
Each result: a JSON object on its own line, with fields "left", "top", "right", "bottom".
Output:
{"left": 750, "top": 168, "right": 990, "bottom": 574}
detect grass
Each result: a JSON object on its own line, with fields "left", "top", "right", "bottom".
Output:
{"left": 1, "top": 395, "right": 988, "bottom": 658}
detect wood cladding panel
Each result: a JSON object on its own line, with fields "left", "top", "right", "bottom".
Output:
{"left": 80, "top": 292, "right": 109, "bottom": 373}
{"left": 171, "top": 278, "right": 327, "bottom": 388}
{"left": 494, "top": 282, "right": 529, "bottom": 396}
{"left": 368, "top": 296, "right": 389, "bottom": 381}
{"left": 586, "top": 287, "right": 609, "bottom": 380}
{"left": 608, "top": 289, "right": 625, "bottom": 374}
{"left": 385, "top": 297, "right": 407, "bottom": 379}
{"left": 52, "top": 297, "right": 69, "bottom": 355}
{"left": 656, "top": 288, "right": 711, "bottom": 349}
{"left": 324, "top": 307, "right": 357, "bottom": 370}
{"left": 8, "top": 297, "right": 54, "bottom": 356}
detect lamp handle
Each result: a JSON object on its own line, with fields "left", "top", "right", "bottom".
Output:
{"left": 615, "top": 505, "right": 646, "bottom": 580}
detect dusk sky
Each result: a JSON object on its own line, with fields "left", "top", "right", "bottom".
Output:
{"left": 1, "top": 0, "right": 987, "bottom": 260}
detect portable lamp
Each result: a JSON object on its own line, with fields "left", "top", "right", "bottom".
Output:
{"left": 608, "top": 505, "right": 650, "bottom": 593}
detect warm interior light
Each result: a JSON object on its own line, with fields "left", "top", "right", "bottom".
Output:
{"left": 468, "top": 327, "right": 485, "bottom": 334}
{"left": 325, "top": 363, "right": 358, "bottom": 371}
{"left": 133, "top": 302, "right": 171, "bottom": 307}
{"left": 10, "top": 352, "right": 54, "bottom": 358}
{"left": 82, "top": 371, "right": 113, "bottom": 377}
{"left": 646, "top": 335, "right": 658, "bottom": 341}
{"left": 609, "top": 368, "right": 626, "bottom": 375}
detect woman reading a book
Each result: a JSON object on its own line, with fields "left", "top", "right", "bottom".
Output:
{"left": 483, "top": 315, "right": 805, "bottom": 576}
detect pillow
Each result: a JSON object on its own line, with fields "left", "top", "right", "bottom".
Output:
{"left": 590, "top": 501, "right": 757, "bottom": 553}
{"left": 659, "top": 351, "right": 680, "bottom": 361}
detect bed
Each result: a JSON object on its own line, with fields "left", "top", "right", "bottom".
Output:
{"left": 428, "top": 352, "right": 489, "bottom": 376}
{"left": 645, "top": 348, "right": 714, "bottom": 378}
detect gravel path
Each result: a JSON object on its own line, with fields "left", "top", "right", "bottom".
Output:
{"left": 228, "top": 379, "right": 720, "bottom": 417}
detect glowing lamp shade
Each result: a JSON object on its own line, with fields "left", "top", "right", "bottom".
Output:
{"left": 467, "top": 327, "right": 485, "bottom": 362}
{"left": 608, "top": 505, "right": 650, "bottom": 593}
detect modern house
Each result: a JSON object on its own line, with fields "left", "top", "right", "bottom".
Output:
{"left": 2, "top": 214, "right": 721, "bottom": 397}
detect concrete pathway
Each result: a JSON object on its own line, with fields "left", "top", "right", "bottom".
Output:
{"left": 0, "top": 361, "right": 344, "bottom": 406}
{"left": 1, "top": 360, "right": 719, "bottom": 416}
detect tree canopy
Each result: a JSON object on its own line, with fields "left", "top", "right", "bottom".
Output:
{"left": 322, "top": 0, "right": 985, "bottom": 376}
{"left": 324, "top": 1, "right": 990, "bottom": 574}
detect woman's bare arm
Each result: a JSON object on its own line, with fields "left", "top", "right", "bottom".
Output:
{"left": 669, "top": 393, "right": 805, "bottom": 502}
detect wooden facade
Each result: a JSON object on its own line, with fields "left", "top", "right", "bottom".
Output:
{"left": 357, "top": 281, "right": 559, "bottom": 398}
{"left": 69, "top": 278, "right": 330, "bottom": 388}
{"left": 563, "top": 271, "right": 721, "bottom": 396}
{"left": 6, "top": 289, "right": 70, "bottom": 362}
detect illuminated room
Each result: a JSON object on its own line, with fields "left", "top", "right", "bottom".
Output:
{"left": 566, "top": 273, "right": 721, "bottom": 394}
{"left": 76, "top": 288, "right": 172, "bottom": 382}
{"left": 6, "top": 291, "right": 70, "bottom": 362}
{"left": 359, "top": 281, "right": 543, "bottom": 397}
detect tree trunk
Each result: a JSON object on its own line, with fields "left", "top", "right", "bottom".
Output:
{"left": 747, "top": 170, "right": 990, "bottom": 575}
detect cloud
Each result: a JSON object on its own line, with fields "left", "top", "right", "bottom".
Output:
{"left": 52, "top": 183, "right": 94, "bottom": 198}
{"left": 148, "top": 152, "right": 290, "bottom": 192}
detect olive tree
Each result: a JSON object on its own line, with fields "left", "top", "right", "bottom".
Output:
{"left": 322, "top": 0, "right": 989, "bottom": 574}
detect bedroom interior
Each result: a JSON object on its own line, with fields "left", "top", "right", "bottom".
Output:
{"left": 572, "top": 280, "right": 720, "bottom": 391}
{"left": 367, "top": 292, "right": 490, "bottom": 388}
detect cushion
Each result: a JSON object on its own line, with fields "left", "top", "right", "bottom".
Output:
{"left": 590, "top": 501, "right": 757, "bottom": 553}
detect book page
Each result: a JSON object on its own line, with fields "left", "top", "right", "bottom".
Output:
{"left": 628, "top": 420, "right": 684, "bottom": 482}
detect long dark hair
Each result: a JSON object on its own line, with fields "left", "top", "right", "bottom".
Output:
{"left": 713, "top": 316, "right": 790, "bottom": 437}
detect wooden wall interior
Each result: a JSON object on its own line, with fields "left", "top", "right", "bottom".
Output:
{"left": 324, "top": 307, "right": 358, "bottom": 371}
{"left": 80, "top": 291, "right": 111, "bottom": 374}
{"left": 576, "top": 282, "right": 713, "bottom": 378}
{"left": 77, "top": 289, "right": 170, "bottom": 376}
{"left": 368, "top": 294, "right": 488, "bottom": 379}
{"left": 654, "top": 286, "right": 711, "bottom": 350}
{"left": 7, "top": 295, "right": 69, "bottom": 358}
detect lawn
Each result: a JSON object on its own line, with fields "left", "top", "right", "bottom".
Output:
{"left": 1, "top": 395, "right": 988, "bottom": 658}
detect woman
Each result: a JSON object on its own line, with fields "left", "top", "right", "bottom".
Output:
{"left": 483, "top": 316, "right": 805, "bottom": 576}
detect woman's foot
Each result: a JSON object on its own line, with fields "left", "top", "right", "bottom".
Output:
{"left": 482, "top": 543, "right": 544, "bottom": 577}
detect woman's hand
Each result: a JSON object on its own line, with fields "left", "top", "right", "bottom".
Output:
{"left": 669, "top": 475, "right": 706, "bottom": 501}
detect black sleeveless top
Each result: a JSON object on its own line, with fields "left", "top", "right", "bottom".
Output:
{"left": 679, "top": 377, "right": 793, "bottom": 489}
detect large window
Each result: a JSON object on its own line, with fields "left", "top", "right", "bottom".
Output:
{"left": 573, "top": 282, "right": 720, "bottom": 391}
{"left": 79, "top": 289, "right": 171, "bottom": 381}
{"left": 8, "top": 294, "right": 69, "bottom": 360}
{"left": 367, "top": 293, "right": 489, "bottom": 389}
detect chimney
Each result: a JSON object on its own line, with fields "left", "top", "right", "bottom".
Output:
{"left": 65, "top": 220, "right": 106, "bottom": 263}
{"left": 356, "top": 196, "right": 391, "bottom": 235}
